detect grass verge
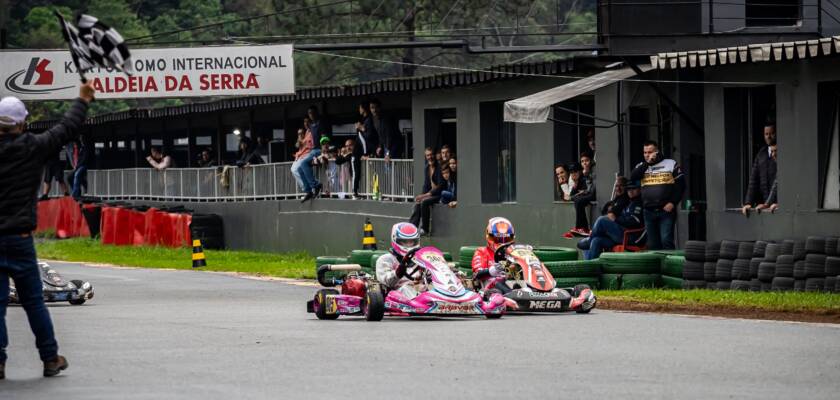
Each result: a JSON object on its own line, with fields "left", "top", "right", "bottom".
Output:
{"left": 36, "top": 238, "right": 315, "bottom": 279}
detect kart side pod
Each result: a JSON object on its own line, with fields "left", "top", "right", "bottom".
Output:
{"left": 316, "top": 264, "right": 362, "bottom": 287}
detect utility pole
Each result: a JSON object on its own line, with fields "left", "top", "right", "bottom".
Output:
{"left": 0, "top": 0, "right": 8, "bottom": 49}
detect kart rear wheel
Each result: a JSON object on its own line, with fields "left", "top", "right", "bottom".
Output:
{"left": 363, "top": 290, "right": 385, "bottom": 321}
{"left": 485, "top": 313, "right": 502, "bottom": 319}
{"left": 573, "top": 284, "right": 595, "bottom": 314}
{"left": 69, "top": 280, "right": 87, "bottom": 305}
{"left": 314, "top": 289, "right": 340, "bottom": 320}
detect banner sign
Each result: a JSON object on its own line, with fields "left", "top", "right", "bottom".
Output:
{"left": 0, "top": 45, "right": 294, "bottom": 100}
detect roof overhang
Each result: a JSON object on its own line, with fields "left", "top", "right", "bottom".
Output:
{"left": 503, "top": 65, "right": 651, "bottom": 123}
{"left": 649, "top": 36, "right": 840, "bottom": 70}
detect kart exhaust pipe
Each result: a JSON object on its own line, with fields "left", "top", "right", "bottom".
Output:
{"left": 316, "top": 264, "right": 362, "bottom": 287}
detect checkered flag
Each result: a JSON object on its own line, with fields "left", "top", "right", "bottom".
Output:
{"left": 55, "top": 11, "right": 133, "bottom": 82}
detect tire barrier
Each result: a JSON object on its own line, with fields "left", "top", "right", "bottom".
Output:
{"left": 35, "top": 197, "right": 91, "bottom": 239}
{"left": 190, "top": 214, "right": 225, "bottom": 250}
{"left": 100, "top": 205, "right": 193, "bottom": 248}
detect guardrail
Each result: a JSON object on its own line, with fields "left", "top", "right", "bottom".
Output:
{"left": 56, "top": 158, "right": 414, "bottom": 202}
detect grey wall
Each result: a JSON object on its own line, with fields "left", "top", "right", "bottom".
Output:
{"left": 703, "top": 56, "right": 840, "bottom": 241}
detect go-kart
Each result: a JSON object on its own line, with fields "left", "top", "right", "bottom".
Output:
{"left": 9, "top": 262, "right": 94, "bottom": 305}
{"left": 307, "top": 246, "right": 506, "bottom": 321}
{"left": 474, "top": 243, "right": 596, "bottom": 313}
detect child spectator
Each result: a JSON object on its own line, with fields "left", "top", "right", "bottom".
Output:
{"left": 335, "top": 138, "right": 360, "bottom": 198}
{"left": 567, "top": 152, "right": 596, "bottom": 236}
{"left": 440, "top": 165, "right": 457, "bottom": 208}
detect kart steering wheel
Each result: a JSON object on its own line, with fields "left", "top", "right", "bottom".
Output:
{"left": 400, "top": 247, "right": 422, "bottom": 280}
{"left": 493, "top": 242, "right": 514, "bottom": 263}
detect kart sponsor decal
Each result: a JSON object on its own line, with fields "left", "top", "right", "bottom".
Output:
{"left": 435, "top": 302, "right": 477, "bottom": 314}
{"left": 528, "top": 300, "right": 566, "bottom": 310}
{"left": 419, "top": 251, "right": 446, "bottom": 265}
{"left": 516, "top": 290, "right": 555, "bottom": 298}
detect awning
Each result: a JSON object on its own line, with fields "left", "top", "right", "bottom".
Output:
{"left": 504, "top": 66, "right": 649, "bottom": 123}
{"left": 649, "top": 36, "right": 840, "bottom": 70}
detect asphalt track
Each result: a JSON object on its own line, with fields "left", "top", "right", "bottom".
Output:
{"left": 1, "top": 262, "right": 839, "bottom": 400}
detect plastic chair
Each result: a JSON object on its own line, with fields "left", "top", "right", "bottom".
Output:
{"left": 611, "top": 228, "right": 647, "bottom": 253}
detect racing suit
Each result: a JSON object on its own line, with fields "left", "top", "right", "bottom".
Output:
{"left": 375, "top": 252, "right": 421, "bottom": 299}
{"left": 471, "top": 247, "right": 513, "bottom": 293}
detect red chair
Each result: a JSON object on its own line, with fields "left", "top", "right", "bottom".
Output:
{"left": 611, "top": 228, "right": 647, "bottom": 253}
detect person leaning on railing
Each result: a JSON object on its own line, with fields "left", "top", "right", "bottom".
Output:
{"left": 0, "top": 81, "right": 95, "bottom": 379}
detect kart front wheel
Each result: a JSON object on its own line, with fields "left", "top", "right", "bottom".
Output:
{"left": 485, "top": 313, "right": 502, "bottom": 319}
{"left": 69, "top": 280, "right": 88, "bottom": 305}
{"left": 573, "top": 284, "right": 595, "bottom": 314}
{"left": 314, "top": 289, "right": 340, "bottom": 320}
{"left": 363, "top": 290, "right": 385, "bottom": 321}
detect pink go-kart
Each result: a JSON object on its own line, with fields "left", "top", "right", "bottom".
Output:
{"left": 307, "top": 247, "right": 506, "bottom": 321}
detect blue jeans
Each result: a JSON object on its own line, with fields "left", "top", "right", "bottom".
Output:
{"left": 440, "top": 190, "right": 455, "bottom": 204}
{"left": 0, "top": 235, "right": 59, "bottom": 363}
{"left": 71, "top": 166, "right": 87, "bottom": 199}
{"left": 291, "top": 149, "right": 321, "bottom": 193}
{"left": 644, "top": 208, "right": 675, "bottom": 250}
{"left": 582, "top": 216, "right": 625, "bottom": 260}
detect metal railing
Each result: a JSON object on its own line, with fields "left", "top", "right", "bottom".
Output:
{"left": 61, "top": 158, "right": 414, "bottom": 202}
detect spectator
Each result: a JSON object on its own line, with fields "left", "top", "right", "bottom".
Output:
{"left": 741, "top": 123, "right": 777, "bottom": 215}
{"left": 435, "top": 151, "right": 443, "bottom": 165}
{"left": 630, "top": 140, "right": 685, "bottom": 250}
{"left": 370, "top": 98, "right": 398, "bottom": 161}
{"left": 41, "top": 149, "right": 69, "bottom": 200}
{"left": 600, "top": 176, "right": 628, "bottom": 216}
{"left": 756, "top": 144, "right": 779, "bottom": 213}
{"left": 567, "top": 152, "right": 596, "bottom": 236}
{"left": 235, "top": 137, "right": 264, "bottom": 167}
{"left": 448, "top": 157, "right": 457, "bottom": 174}
{"left": 334, "top": 139, "right": 360, "bottom": 198}
{"left": 586, "top": 130, "right": 596, "bottom": 159}
{"left": 66, "top": 137, "right": 89, "bottom": 199}
{"left": 307, "top": 106, "right": 330, "bottom": 145}
{"left": 355, "top": 102, "right": 378, "bottom": 158}
{"left": 555, "top": 164, "right": 573, "bottom": 201}
{"left": 291, "top": 122, "right": 322, "bottom": 202}
{"left": 440, "top": 144, "right": 453, "bottom": 164}
{"left": 440, "top": 165, "right": 457, "bottom": 208}
{"left": 577, "top": 180, "right": 645, "bottom": 260}
{"left": 313, "top": 137, "right": 337, "bottom": 197}
{"left": 146, "top": 146, "right": 173, "bottom": 170}
{"left": 409, "top": 147, "right": 444, "bottom": 235}
{"left": 196, "top": 148, "right": 215, "bottom": 168}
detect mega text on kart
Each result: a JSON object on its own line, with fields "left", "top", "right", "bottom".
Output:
{"left": 9, "top": 262, "right": 95, "bottom": 305}
{"left": 307, "top": 247, "right": 506, "bottom": 321}
{"left": 475, "top": 243, "right": 596, "bottom": 313}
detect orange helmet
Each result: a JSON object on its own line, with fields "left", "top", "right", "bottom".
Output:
{"left": 486, "top": 217, "right": 515, "bottom": 251}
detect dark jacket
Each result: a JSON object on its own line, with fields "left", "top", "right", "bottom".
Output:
{"left": 601, "top": 193, "right": 630, "bottom": 216}
{"left": 630, "top": 156, "right": 686, "bottom": 210}
{"left": 571, "top": 171, "right": 596, "bottom": 202}
{"left": 744, "top": 146, "right": 777, "bottom": 206}
{"left": 354, "top": 116, "right": 378, "bottom": 158}
{"left": 616, "top": 195, "right": 646, "bottom": 244}
{"left": 372, "top": 113, "right": 398, "bottom": 158}
{"left": 0, "top": 99, "right": 89, "bottom": 235}
{"left": 420, "top": 161, "right": 444, "bottom": 195}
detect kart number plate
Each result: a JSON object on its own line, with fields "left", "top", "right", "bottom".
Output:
{"left": 435, "top": 302, "right": 476, "bottom": 314}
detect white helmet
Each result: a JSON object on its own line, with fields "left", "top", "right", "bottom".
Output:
{"left": 391, "top": 222, "right": 421, "bottom": 257}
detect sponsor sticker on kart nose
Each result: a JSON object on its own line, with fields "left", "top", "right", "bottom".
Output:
{"left": 436, "top": 302, "right": 477, "bottom": 314}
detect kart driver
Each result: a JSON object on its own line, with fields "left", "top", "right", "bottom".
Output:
{"left": 376, "top": 222, "right": 424, "bottom": 299}
{"left": 472, "top": 217, "right": 515, "bottom": 293}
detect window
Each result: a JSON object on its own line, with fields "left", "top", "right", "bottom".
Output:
{"left": 424, "top": 108, "right": 457, "bottom": 155}
{"left": 553, "top": 99, "right": 594, "bottom": 201}
{"left": 745, "top": 0, "right": 800, "bottom": 27}
{"left": 818, "top": 82, "right": 840, "bottom": 209}
{"left": 480, "top": 101, "right": 516, "bottom": 203}
{"left": 723, "top": 86, "right": 776, "bottom": 208}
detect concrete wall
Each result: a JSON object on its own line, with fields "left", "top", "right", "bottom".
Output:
{"left": 703, "top": 56, "right": 840, "bottom": 241}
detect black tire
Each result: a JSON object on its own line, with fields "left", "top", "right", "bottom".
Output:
{"left": 779, "top": 240, "right": 795, "bottom": 256}
{"left": 771, "top": 277, "right": 795, "bottom": 291}
{"left": 69, "top": 280, "right": 87, "bottom": 305}
{"left": 805, "top": 254, "right": 827, "bottom": 278}
{"left": 749, "top": 258, "right": 763, "bottom": 278}
{"left": 485, "top": 313, "right": 503, "bottom": 319}
{"left": 757, "top": 262, "right": 776, "bottom": 282}
{"left": 715, "top": 259, "right": 733, "bottom": 281}
{"left": 749, "top": 279, "right": 762, "bottom": 292}
{"left": 805, "top": 236, "right": 826, "bottom": 254}
{"left": 753, "top": 241, "right": 768, "bottom": 258}
{"left": 313, "top": 289, "right": 340, "bottom": 320}
{"left": 764, "top": 243, "right": 780, "bottom": 262}
{"left": 719, "top": 240, "right": 740, "bottom": 260}
{"left": 824, "top": 276, "right": 837, "bottom": 293}
{"left": 730, "top": 280, "right": 751, "bottom": 291}
{"left": 794, "top": 279, "right": 806, "bottom": 292}
{"left": 731, "top": 259, "right": 751, "bottom": 280}
{"left": 661, "top": 256, "right": 685, "bottom": 278}
{"left": 825, "top": 257, "right": 840, "bottom": 276}
{"left": 792, "top": 240, "right": 807, "bottom": 261}
{"left": 573, "top": 284, "right": 595, "bottom": 314}
{"left": 705, "top": 241, "right": 721, "bottom": 262}
{"left": 682, "top": 260, "right": 705, "bottom": 281}
{"left": 682, "top": 279, "right": 707, "bottom": 289}
{"left": 835, "top": 276, "right": 840, "bottom": 293}
{"left": 760, "top": 282, "right": 773, "bottom": 292}
{"left": 737, "top": 242, "right": 755, "bottom": 260}
{"left": 794, "top": 260, "right": 807, "bottom": 279}
{"left": 774, "top": 255, "right": 795, "bottom": 278}
{"left": 363, "top": 290, "right": 385, "bottom": 321}
{"left": 715, "top": 280, "right": 732, "bottom": 290}
{"left": 684, "top": 241, "right": 707, "bottom": 262}
{"left": 703, "top": 261, "right": 716, "bottom": 282}
{"left": 804, "top": 278, "right": 825, "bottom": 292}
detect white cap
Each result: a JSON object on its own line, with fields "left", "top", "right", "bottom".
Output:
{"left": 0, "top": 97, "right": 28, "bottom": 127}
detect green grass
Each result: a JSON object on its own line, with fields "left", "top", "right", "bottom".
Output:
{"left": 600, "top": 289, "right": 840, "bottom": 314}
{"left": 36, "top": 238, "right": 315, "bottom": 279}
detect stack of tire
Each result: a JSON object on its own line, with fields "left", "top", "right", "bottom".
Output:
{"left": 770, "top": 240, "right": 796, "bottom": 291}
{"left": 661, "top": 255, "right": 685, "bottom": 289}
{"left": 825, "top": 237, "right": 840, "bottom": 293}
{"left": 703, "top": 241, "right": 720, "bottom": 289}
{"left": 598, "top": 252, "right": 662, "bottom": 290}
{"left": 189, "top": 214, "right": 225, "bottom": 249}
{"left": 790, "top": 239, "right": 808, "bottom": 291}
{"left": 730, "top": 242, "right": 753, "bottom": 290}
{"left": 457, "top": 246, "right": 481, "bottom": 278}
{"left": 545, "top": 259, "right": 601, "bottom": 289}
{"left": 802, "top": 236, "right": 830, "bottom": 292}
{"left": 747, "top": 241, "right": 767, "bottom": 291}
{"left": 712, "top": 240, "right": 739, "bottom": 290}
{"left": 681, "top": 241, "right": 707, "bottom": 289}
{"left": 756, "top": 243, "right": 779, "bottom": 291}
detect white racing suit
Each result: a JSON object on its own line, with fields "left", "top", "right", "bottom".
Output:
{"left": 375, "top": 253, "right": 422, "bottom": 299}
